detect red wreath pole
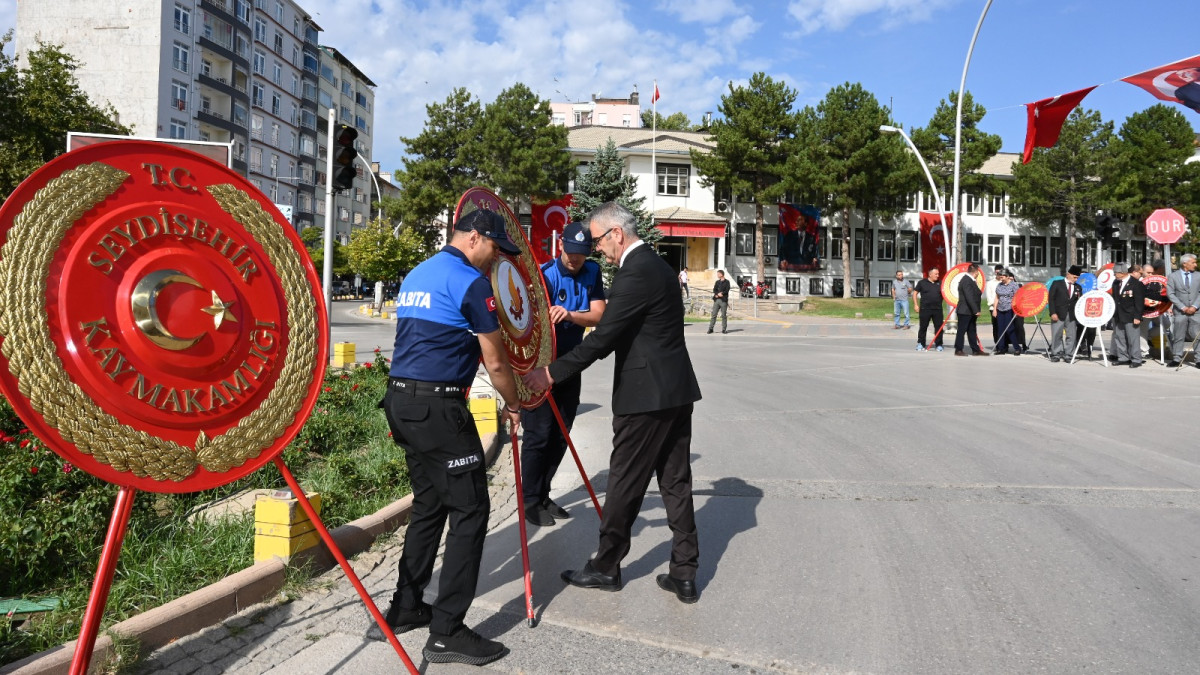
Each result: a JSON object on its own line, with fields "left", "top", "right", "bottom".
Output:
{"left": 70, "top": 485, "right": 137, "bottom": 675}
{"left": 926, "top": 314, "right": 952, "bottom": 351}
{"left": 546, "top": 394, "right": 603, "bottom": 519}
{"left": 273, "top": 459, "right": 419, "bottom": 674}
{"left": 509, "top": 429, "right": 537, "bottom": 627}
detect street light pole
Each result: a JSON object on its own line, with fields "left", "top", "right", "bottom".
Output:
{"left": 951, "top": 0, "right": 993, "bottom": 266}
{"left": 880, "top": 125, "right": 952, "bottom": 274}
{"left": 355, "top": 154, "right": 382, "bottom": 224}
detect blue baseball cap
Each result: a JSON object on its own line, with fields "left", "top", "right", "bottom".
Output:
{"left": 455, "top": 209, "right": 519, "bottom": 254}
{"left": 561, "top": 222, "right": 591, "bottom": 255}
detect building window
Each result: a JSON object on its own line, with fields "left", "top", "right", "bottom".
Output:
{"left": 250, "top": 113, "right": 263, "bottom": 140}
{"left": 338, "top": 207, "right": 350, "bottom": 222}
{"left": 809, "top": 277, "right": 825, "bottom": 296}
{"left": 987, "top": 235, "right": 1003, "bottom": 266}
{"left": 251, "top": 84, "right": 264, "bottom": 107}
{"left": 1075, "top": 240, "right": 1096, "bottom": 268}
{"left": 988, "top": 192, "right": 1005, "bottom": 216}
{"left": 274, "top": 31, "right": 284, "bottom": 54}
{"left": 201, "top": 59, "right": 212, "bottom": 77}
{"left": 342, "top": 80, "right": 352, "bottom": 97}
{"left": 270, "top": 122, "right": 279, "bottom": 146}
{"left": 855, "top": 279, "right": 868, "bottom": 297}
{"left": 174, "top": 5, "right": 191, "bottom": 34}
{"left": 1008, "top": 235, "right": 1025, "bottom": 265}
{"left": 876, "top": 229, "right": 895, "bottom": 261}
{"left": 657, "top": 164, "right": 690, "bottom": 196}
{"left": 169, "top": 119, "right": 187, "bottom": 139}
{"left": 1111, "top": 240, "right": 1128, "bottom": 265}
{"left": 898, "top": 231, "right": 918, "bottom": 262}
{"left": 292, "top": 74, "right": 299, "bottom": 97}
{"left": 763, "top": 226, "right": 779, "bottom": 256}
{"left": 965, "top": 193, "right": 983, "bottom": 215}
{"left": 235, "top": 0, "right": 250, "bottom": 24}
{"left": 269, "top": 154, "right": 278, "bottom": 177}
{"left": 271, "top": 93, "right": 280, "bottom": 116}
{"left": 598, "top": 112, "right": 608, "bottom": 125}
{"left": 735, "top": 224, "right": 755, "bottom": 256}
{"left": 341, "top": 105, "right": 352, "bottom": 122}
{"left": 921, "top": 192, "right": 939, "bottom": 211}
{"left": 906, "top": 193, "right": 919, "bottom": 211}
{"left": 877, "top": 280, "right": 891, "bottom": 297}
{"left": 254, "top": 19, "right": 266, "bottom": 42}
{"left": 249, "top": 147, "right": 262, "bottom": 172}
{"left": 1050, "top": 237, "right": 1064, "bottom": 268}
{"left": 1029, "top": 237, "right": 1046, "bottom": 267}
{"left": 171, "top": 81, "right": 188, "bottom": 110}
{"left": 172, "top": 43, "right": 190, "bottom": 73}
{"left": 785, "top": 277, "right": 803, "bottom": 294}
{"left": 273, "top": 62, "right": 282, "bottom": 86}
{"left": 830, "top": 228, "right": 842, "bottom": 259}
{"left": 276, "top": 1, "right": 284, "bottom": 22}
{"left": 853, "top": 229, "right": 871, "bottom": 261}
{"left": 966, "top": 234, "right": 983, "bottom": 264}
{"left": 622, "top": 114, "right": 631, "bottom": 127}
{"left": 253, "top": 50, "right": 265, "bottom": 75}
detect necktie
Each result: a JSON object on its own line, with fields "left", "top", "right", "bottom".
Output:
{"left": 1187, "top": 272, "right": 1192, "bottom": 289}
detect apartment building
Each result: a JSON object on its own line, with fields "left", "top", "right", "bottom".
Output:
{"left": 315, "top": 45, "right": 376, "bottom": 241}
{"left": 551, "top": 89, "right": 643, "bottom": 129}
{"left": 14, "top": 0, "right": 364, "bottom": 236}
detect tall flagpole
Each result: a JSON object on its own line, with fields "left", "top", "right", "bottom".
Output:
{"left": 951, "top": 0, "right": 993, "bottom": 267}
{"left": 651, "top": 79, "right": 657, "bottom": 216}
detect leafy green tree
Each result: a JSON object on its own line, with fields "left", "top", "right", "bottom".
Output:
{"left": 692, "top": 73, "right": 799, "bottom": 282}
{"left": 377, "top": 194, "right": 442, "bottom": 252}
{"left": 1009, "top": 107, "right": 1113, "bottom": 272}
{"left": 345, "top": 221, "right": 432, "bottom": 282}
{"left": 479, "top": 82, "right": 573, "bottom": 214}
{"left": 394, "top": 88, "right": 486, "bottom": 232}
{"left": 787, "top": 83, "right": 914, "bottom": 297}
{"left": 0, "top": 33, "right": 130, "bottom": 199}
{"left": 641, "top": 110, "right": 696, "bottom": 131}
{"left": 1102, "top": 104, "right": 1200, "bottom": 251}
{"left": 569, "top": 138, "right": 659, "bottom": 277}
{"left": 301, "top": 229, "right": 348, "bottom": 276}
{"left": 908, "top": 91, "right": 1002, "bottom": 261}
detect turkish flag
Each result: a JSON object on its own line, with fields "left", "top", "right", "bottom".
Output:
{"left": 1121, "top": 54, "right": 1200, "bottom": 115}
{"left": 918, "top": 211, "right": 953, "bottom": 279}
{"left": 529, "top": 194, "right": 573, "bottom": 265}
{"left": 1022, "top": 86, "right": 1097, "bottom": 164}
{"left": 652, "top": 82, "right": 661, "bottom": 104}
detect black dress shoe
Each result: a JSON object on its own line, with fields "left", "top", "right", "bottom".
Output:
{"left": 524, "top": 503, "right": 554, "bottom": 526}
{"left": 656, "top": 574, "right": 698, "bottom": 604}
{"left": 384, "top": 600, "right": 432, "bottom": 633}
{"left": 1049, "top": 357, "right": 1060, "bottom": 363}
{"left": 542, "top": 498, "right": 570, "bottom": 519}
{"left": 1167, "top": 360, "right": 1182, "bottom": 368}
{"left": 561, "top": 561, "right": 621, "bottom": 591}
{"left": 1130, "top": 362, "right": 1143, "bottom": 368}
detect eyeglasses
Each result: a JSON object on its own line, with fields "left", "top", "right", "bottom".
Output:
{"left": 592, "top": 227, "right": 617, "bottom": 249}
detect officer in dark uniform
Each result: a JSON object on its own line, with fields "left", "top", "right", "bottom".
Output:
{"left": 521, "top": 222, "right": 606, "bottom": 526}
{"left": 380, "top": 209, "right": 523, "bottom": 667}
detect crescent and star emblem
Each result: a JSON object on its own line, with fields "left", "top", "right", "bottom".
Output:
{"left": 131, "top": 269, "right": 237, "bottom": 351}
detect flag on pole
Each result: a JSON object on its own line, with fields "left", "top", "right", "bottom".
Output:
{"left": 1121, "top": 54, "right": 1200, "bottom": 115}
{"left": 918, "top": 211, "right": 954, "bottom": 278}
{"left": 652, "top": 81, "right": 661, "bottom": 104}
{"left": 1022, "top": 86, "right": 1097, "bottom": 164}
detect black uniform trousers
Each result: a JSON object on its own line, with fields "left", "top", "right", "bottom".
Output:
{"left": 383, "top": 387, "right": 489, "bottom": 636}
{"left": 918, "top": 307, "right": 943, "bottom": 347}
{"left": 593, "top": 403, "right": 698, "bottom": 582}
{"left": 955, "top": 313, "right": 982, "bottom": 353}
{"left": 520, "top": 373, "right": 582, "bottom": 504}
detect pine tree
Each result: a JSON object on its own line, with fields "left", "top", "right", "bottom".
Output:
{"left": 570, "top": 138, "right": 659, "bottom": 276}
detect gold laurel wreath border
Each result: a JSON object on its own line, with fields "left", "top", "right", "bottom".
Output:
{"left": 0, "top": 162, "right": 317, "bottom": 483}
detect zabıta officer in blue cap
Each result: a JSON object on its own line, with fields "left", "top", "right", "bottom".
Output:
{"left": 520, "top": 222, "right": 607, "bottom": 526}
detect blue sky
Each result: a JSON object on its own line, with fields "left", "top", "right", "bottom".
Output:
{"left": 2, "top": 0, "right": 1197, "bottom": 172}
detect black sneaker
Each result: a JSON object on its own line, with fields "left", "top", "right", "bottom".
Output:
{"left": 524, "top": 503, "right": 554, "bottom": 526}
{"left": 423, "top": 626, "right": 508, "bottom": 666}
{"left": 543, "top": 498, "right": 570, "bottom": 519}
{"left": 383, "top": 600, "right": 431, "bottom": 633}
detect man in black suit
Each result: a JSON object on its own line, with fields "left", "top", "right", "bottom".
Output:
{"left": 954, "top": 263, "right": 988, "bottom": 356}
{"left": 1109, "top": 265, "right": 1146, "bottom": 367}
{"left": 1048, "top": 265, "right": 1082, "bottom": 362}
{"left": 523, "top": 202, "right": 704, "bottom": 604}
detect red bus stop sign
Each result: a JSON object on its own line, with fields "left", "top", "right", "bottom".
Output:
{"left": 1145, "top": 208, "right": 1188, "bottom": 245}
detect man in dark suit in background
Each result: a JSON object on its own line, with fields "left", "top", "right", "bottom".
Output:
{"left": 954, "top": 263, "right": 988, "bottom": 357}
{"left": 1109, "top": 265, "right": 1146, "bottom": 367}
{"left": 523, "top": 201, "right": 704, "bottom": 604}
{"left": 1048, "top": 265, "right": 1082, "bottom": 362}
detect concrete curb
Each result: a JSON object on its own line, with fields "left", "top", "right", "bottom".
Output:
{"left": 3, "top": 432, "right": 503, "bottom": 675}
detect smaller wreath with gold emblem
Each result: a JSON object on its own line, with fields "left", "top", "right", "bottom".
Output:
{"left": 0, "top": 141, "right": 328, "bottom": 493}
{"left": 453, "top": 188, "right": 553, "bottom": 407}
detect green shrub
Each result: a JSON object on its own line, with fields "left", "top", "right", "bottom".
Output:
{"left": 0, "top": 349, "right": 408, "bottom": 665}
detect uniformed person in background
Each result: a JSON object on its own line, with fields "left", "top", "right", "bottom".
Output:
{"left": 521, "top": 222, "right": 606, "bottom": 526}
{"left": 380, "top": 208, "right": 522, "bottom": 667}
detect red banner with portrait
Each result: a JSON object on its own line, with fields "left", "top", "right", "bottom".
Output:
{"left": 918, "top": 211, "right": 953, "bottom": 279}
{"left": 529, "top": 194, "right": 574, "bottom": 265}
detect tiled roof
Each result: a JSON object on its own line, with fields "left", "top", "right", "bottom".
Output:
{"left": 567, "top": 126, "right": 715, "bottom": 154}
{"left": 979, "top": 152, "right": 1021, "bottom": 177}
{"left": 653, "top": 206, "right": 727, "bottom": 224}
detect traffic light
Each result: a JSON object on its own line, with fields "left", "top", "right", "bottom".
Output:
{"left": 1094, "top": 214, "right": 1112, "bottom": 241}
{"left": 332, "top": 124, "right": 358, "bottom": 192}
{"left": 1107, "top": 218, "right": 1122, "bottom": 242}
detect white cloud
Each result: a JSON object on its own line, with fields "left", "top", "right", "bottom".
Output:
{"left": 787, "top": 0, "right": 957, "bottom": 35}
{"left": 657, "top": 0, "right": 743, "bottom": 24}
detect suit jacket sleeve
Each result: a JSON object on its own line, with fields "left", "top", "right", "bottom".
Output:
{"left": 549, "top": 258, "right": 647, "bottom": 383}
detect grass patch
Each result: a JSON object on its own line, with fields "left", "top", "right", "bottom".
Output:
{"left": 0, "top": 351, "right": 411, "bottom": 666}
{"left": 798, "top": 297, "right": 895, "bottom": 320}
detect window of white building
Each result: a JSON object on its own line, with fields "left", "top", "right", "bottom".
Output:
{"left": 169, "top": 119, "right": 187, "bottom": 139}
{"left": 172, "top": 44, "right": 189, "bottom": 73}
{"left": 174, "top": 5, "right": 190, "bottom": 34}
{"left": 657, "top": 164, "right": 689, "bottom": 196}
{"left": 987, "top": 235, "right": 1003, "bottom": 265}
{"left": 899, "top": 231, "right": 918, "bottom": 262}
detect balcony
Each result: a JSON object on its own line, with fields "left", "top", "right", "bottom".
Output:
{"left": 197, "top": 109, "right": 244, "bottom": 135}
{"left": 198, "top": 35, "right": 248, "bottom": 69}
{"left": 197, "top": 73, "right": 240, "bottom": 98}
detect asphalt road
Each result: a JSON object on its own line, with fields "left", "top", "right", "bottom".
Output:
{"left": 327, "top": 301, "right": 1200, "bottom": 674}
